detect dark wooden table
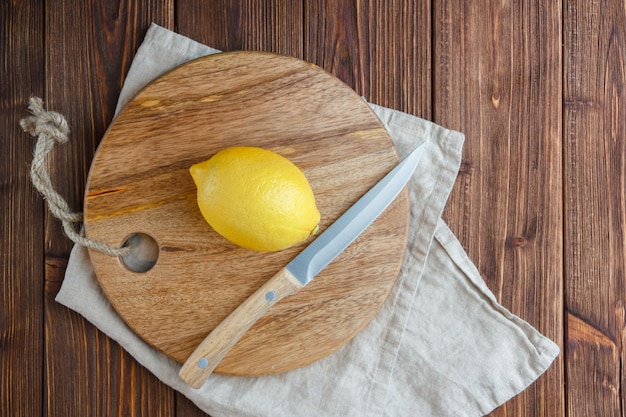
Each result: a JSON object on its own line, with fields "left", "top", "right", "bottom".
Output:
{"left": 2, "top": 1, "right": 621, "bottom": 416}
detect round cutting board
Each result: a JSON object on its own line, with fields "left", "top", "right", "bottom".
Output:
{"left": 84, "top": 51, "right": 410, "bottom": 376}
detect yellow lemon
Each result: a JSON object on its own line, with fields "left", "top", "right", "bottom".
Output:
{"left": 190, "top": 146, "right": 321, "bottom": 252}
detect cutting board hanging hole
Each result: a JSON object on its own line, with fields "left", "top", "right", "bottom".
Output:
{"left": 120, "top": 233, "right": 159, "bottom": 273}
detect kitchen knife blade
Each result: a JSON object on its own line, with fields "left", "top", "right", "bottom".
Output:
{"left": 179, "top": 142, "right": 426, "bottom": 388}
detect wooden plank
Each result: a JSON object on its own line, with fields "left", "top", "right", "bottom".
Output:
{"left": 176, "top": 0, "right": 303, "bottom": 57}
{"left": 433, "top": 1, "right": 563, "bottom": 416}
{"left": 0, "top": 1, "right": 45, "bottom": 416}
{"left": 174, "top": 2, "right": 303, "bottom": 414}
{"left": 43, "top": 2, "right": 175, "bottom": 416}
{"left": 303, "top": 1, "right": 363, "bottom": 92}
{"left": 563, "top": 0, "right": 626, "bottom": 415}
{"left": 304, "top": 0, "right": 431, "bottom": 119}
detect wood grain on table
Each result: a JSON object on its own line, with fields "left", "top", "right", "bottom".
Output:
{"left": 2, "top": 1, "right": 623, "bottom": 416}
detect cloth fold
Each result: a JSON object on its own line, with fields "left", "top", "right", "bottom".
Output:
{"left": 56, "top": 23, "right": 559, "bottom": 417}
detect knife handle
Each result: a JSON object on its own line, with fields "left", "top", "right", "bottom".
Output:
{"left": 179, "top": 267, "right": 304, "bottom": 388}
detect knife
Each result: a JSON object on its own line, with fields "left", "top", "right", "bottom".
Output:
{"left": 179, "top": 142, "right": 426, "bottom": 388}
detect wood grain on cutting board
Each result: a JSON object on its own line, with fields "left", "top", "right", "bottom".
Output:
{"left": 84, "top": 51, "right": 410, "bottom": 376}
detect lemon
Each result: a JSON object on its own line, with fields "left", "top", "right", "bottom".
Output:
{"left": 190, "top": 146, "right": 321, "bottom": 252}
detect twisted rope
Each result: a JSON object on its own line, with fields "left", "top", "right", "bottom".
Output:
{"left": 20, "top": 97, "right": 131, "bottom": 257}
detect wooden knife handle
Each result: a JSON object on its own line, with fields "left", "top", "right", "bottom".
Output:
{"left": 179, "top": 267, "right": 304, "bottom": 388}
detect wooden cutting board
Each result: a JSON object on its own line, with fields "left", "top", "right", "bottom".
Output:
{"left": 84, "top": 51, "right": 410, "bottom": 376}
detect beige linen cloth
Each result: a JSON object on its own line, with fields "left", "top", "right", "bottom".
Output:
{"left": 56, "top": 23, "right": 559, "bottom": 417}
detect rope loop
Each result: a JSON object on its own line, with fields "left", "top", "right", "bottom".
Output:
{"left": 20, "top": 97, "right": 70, "bottom": 143}
{"left": 20, "top": 97, "right": 131, "bottom": 257}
